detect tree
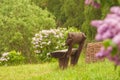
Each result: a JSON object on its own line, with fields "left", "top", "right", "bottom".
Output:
{"left": 0, "top": 0, "right": 56, "bottom": 62}
{"left": 32, "top": 0, "right": 85, "bottom": 28}
{"left": 81, "top": 6, "right": 101, "bottom": 41}
{"left": 60, "top": 0, "right": 85, "bottom": 28}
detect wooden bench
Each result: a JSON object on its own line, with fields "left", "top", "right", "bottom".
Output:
{"left": 50, "top": 48, "right": 77, "bottom": 69}
{"left": 50, "top": 32, "right": 86, "bottom": 69}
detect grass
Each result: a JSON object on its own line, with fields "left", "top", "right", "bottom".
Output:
{"left": 0, "top": 55, "right": 120, "bottom": 80}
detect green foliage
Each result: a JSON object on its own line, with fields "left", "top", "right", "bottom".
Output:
{"left": 61, "top": 0, "right": 85, "bottom": 28}
{"left": 81, "top": 6, "right": 101, "bottom": 41}
{"left": 0, "top": 50, "right": 25, "bottom": 66}
{"left": 103, "top": 39, "right": 113, "bottom": 48}
{"left": 100, "top": 0, "right": 120, "bottom": 19}
{"left": 8, "top": 51, "right": 25, "bottom": 65}
{"left": 103, "top": 39, "right": 118, "bottom": 56}
{"left": 0, "top": 0, "right": 56, "bottom": 62}
{"left": 32, "top": 0, "right": 120, "bottom": 43}
{"left": 32, "top": 0, "right": 64, "bottom": 27}
{"left": 32, "top": 0, "right": 85, "bottom": 28}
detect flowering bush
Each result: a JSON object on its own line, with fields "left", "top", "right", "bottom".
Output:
{"left": 91, "top": 6, "right": 120, "bottom": 65}
{"left": 0, "top": 52, "right": 9, "bottom": 65}
{"left": 32, "top": 27, "right": 79, "bottom": 62}
{"left": 0, "top": 51, "right": 25, "bottom": 66}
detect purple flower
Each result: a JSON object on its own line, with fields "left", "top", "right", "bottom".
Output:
{"left": 112, "top": 33, "right": 120, "bottom": 45}
{"left": 90, "top": 6, "right": 120, "bottom": 65}
{"left": 102, "top": 31, "right": 112, "bottom": 39}
{"left": 85, "top": 0, "right": 100, "bottom": 8}
{"left": 110, "top": 6, "right": 120, "bottom": 16}
{"left": 108, "top": 55, "right": 120, "bottom": 65}
{"left": 91, "top": 1, "right": 100, "bottom": 8}
{"left": 95, "top": 34, "right": 102, "bottom": 41}
{"left": 96, "top": 47, "right": 112, "bottom": 59}
{"left": 97, "top": 24, "right": 108, "bottom": 34}
{"left": 91, "top": 20, "right": 103, "bottom": 28}
{"left": 104, "top": 17, "right": 119, "bottom": 27}
{"left": 106, "top": 14, "right": 120, "bottom": 21}
{"left": 85, "top": 0, "right": 93, "bottom": 5}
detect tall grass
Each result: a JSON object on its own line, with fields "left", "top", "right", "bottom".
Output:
{"left": 0, "top": 55, "right": 120, "bottom": 80}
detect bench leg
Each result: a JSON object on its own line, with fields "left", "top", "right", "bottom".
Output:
{"left": 70, "top": 50, "right": 80, "bottom": 66}
{"left": 70, "top": 40, "right": 85, "bottom": 66}
{"left": 59, "top": 57, "right": 69, "bottom": 69}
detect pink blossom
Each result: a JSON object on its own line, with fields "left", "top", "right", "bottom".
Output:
{"left": 112, "top": 33, "right": 120, "bottom": 45}
{"left": 95, "top": 34, "right": 102, "bottom": 41}
{"left": 96, "top": 47, "right": 112, "bottom": 59}
{"left": 110, "top": 6, "right": 120, "bottom": 15}
{"left": 91, "top": 6, "right": 120, "bottom": 65}
{"left": 91, "top": 20, "right": 103, "bottom": 28}
{"left": 85, "top": 0, "right": 93, "bottom": 5}
{"left": 91, "top": 1, "right": 100, "bottom": 8}
{"left": 85, "top": 0, "right": 100, "bottom": 8}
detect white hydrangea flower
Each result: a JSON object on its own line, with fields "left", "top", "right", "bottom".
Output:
{"left": 55, "top": 46, "right": 59, "bottom": 49}
{"left": 0, "top": 57, "right": 8, "bottom": 61}
{"left": 47, "top": 41, "right": 51, "bottom": 45}
{"left": 35, "top": 45, "right": 39, "bottom": 48}
{"left": 34, "top": 50, "right": 41, "bottom": 53}
{"left": 35, "top": 33, "right": 39, "bottom": 37}
{"left": 41, "top": 42, "right": 47, "bottom": 45}
{"left": 32, "top": 37, "right": 36, "bottom": 41}
{"left": 2, "top": 52, "right": 9, "bottom": 57}
{"left": 59, "top": 33, "right": 63, "bottom": 38}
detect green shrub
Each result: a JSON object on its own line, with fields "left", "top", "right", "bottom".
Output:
{"left": 0, "top": 50, "right": 25, "bottom": 66}
{"left": 0, "top": 0, "right": 56, "bottom": 62}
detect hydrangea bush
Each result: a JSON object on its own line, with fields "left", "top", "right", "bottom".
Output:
{"left": 0, "top": 51, "right": 25, "bottom": 66}
{"left": 0, "top": 52, "right": 9, "bottom": 65}
{"left": 32, "top": 27, "right": 79, "bottom": 62}
{"left": 91, "top": 6, "right": 120, "bottom": 65}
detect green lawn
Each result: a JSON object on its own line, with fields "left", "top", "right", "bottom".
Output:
{"left": 0, "top": 56, "right": 120, "bottom": 80}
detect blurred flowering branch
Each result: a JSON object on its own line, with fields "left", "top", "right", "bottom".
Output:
{"left": 91, "top": 6, "right": 120, "bottom": 65}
